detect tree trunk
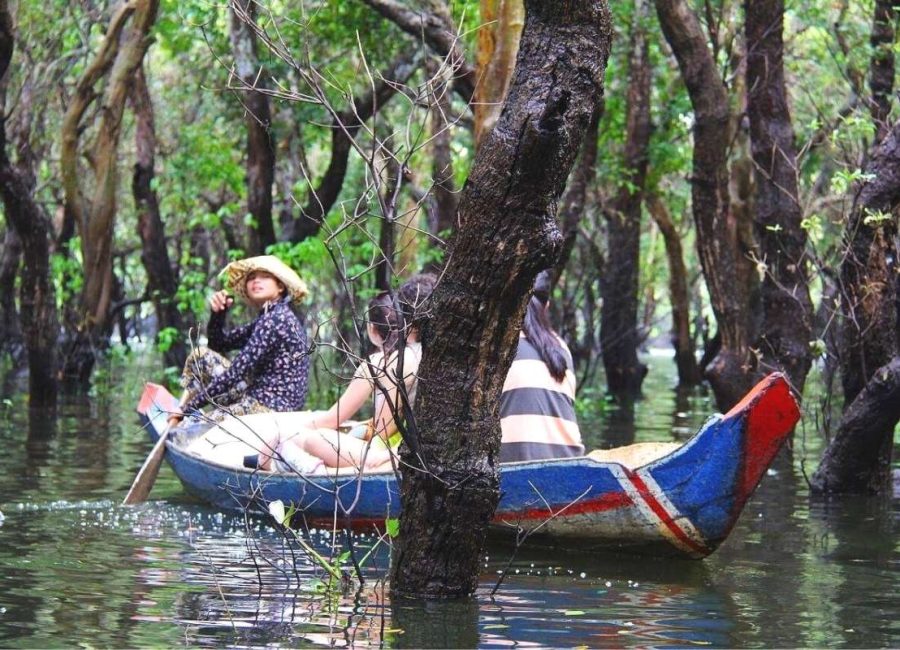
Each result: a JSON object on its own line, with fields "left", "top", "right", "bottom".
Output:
{"left": 428, "top": 60, "right": 458, "bottom": 240}
{"left": 600, "top": 0, "right": 651, "bottom": 401}
{"left": 360, "top": 0, "right": 476, "bottom": 103}
{"left": 473, "top": 0, "right": 524, "bottom": 147}
{"left": 811, "top": 356, "right": 900, "bottom": 494}
{"left": 0, "top": 1, "right": 59, "bottom": 406}
{"left": 839, "top": 119, "right": 900, "bottom": 407}
{"left": 229, "top": 0, "right": 276, "bottom": 253}
{"left": 655, "top": 0, "right": 751, "bottom": 410}
{"left": 868, "top": 0, "right": 897, "bottom": 144}
{"left": 130, "top": 65, "right": 187, "bottom": 369}
{"left": 0, "top": 227, "right": 23, "bottom": 361}
{"left": 647, "top": 195, "right": 701, "bottom": 386}
{"left": 553, "top": 105, "right": 601, "bottom": 283}
{"left": 284, "top": 52, "right": 419, "bottom": 243}
{"left": 59, "top": 0, "right": 160, "bottom": 382}
{"left": 375, "top": 142, "right": 400, "bottom": 291}
{"left": 390, "top": 0, "right": 612, "bottom": 598}
{"left": 745, "top": 0, "right": 813, "bottom": 395}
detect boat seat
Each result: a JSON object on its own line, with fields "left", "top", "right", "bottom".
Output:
{"left": 587, "top": 442, "right": 681, "bottom": 470}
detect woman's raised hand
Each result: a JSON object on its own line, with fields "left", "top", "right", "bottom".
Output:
{"left": 209, "top": 290, "right": 234, "bottom": 313}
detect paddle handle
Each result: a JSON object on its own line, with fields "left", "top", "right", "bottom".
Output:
{"left": 123, "top": 389, "right": 187, "bottom": 506}
{"left": 122, "top": 423, "right": 173, "bottom": 505}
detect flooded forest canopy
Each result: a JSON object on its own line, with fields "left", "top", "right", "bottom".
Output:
{"left": 0, "top": 0, "right": 898, "bottom": 527}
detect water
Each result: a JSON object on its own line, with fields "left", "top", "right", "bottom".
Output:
{"left": 0, "top": 353, "right": 897, "bottom": 647}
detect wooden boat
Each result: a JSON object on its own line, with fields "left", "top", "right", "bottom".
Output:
{"left": 136, "top": 373, "right": 799, "bottom": 558}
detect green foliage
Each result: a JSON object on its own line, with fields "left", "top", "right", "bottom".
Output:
{"left": 385, "top": 517, "right": 400, "bottom": 538}
{"left": 862, "top": 208, "right": 892, "bottom": 227}
{"left": 156, "top": 327, "right": 180, "bottom": 353}
{"left": 830, "top": 169, "right": 875, "bottom": 195}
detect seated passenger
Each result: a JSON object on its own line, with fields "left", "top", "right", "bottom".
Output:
{"left": 499, "top": 271, "right": 584, "bottom": 462}
{"left": 253, "top": 273, "right": 436, "bottom": 473}
{"left": 172, "top": 255, "right": 311, "bottom": 426}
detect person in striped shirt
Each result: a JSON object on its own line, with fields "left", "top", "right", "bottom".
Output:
{"left": 499, "top": 271, "right": 585, "bottom": 462}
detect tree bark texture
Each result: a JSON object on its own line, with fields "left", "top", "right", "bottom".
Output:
{"left": 655, "top": 0, "right": 752, "bottom": 410}
{"left": 839, "top": 119, "right": 900, "bottom": 407}
{"left": 811, "top": 356, "right": 900, "bottom": 494}
{"left": 473, "top": 0, "right": 524, "bottom": 147}
{"left": 59, "top": 0, "right": 160, "bottom": 382}
{"left": 745, "top": 0, "right": 813, "bottom": 396}
{"left": 553, "top": 104, "right": 601, "bottom": 284}
{"left": 229, "top": 0, "right": 276, "bottom": 253}
{"left": 0, "top": 227, "right": 23, "bottom": 361}
{"left": 375, "top": 145, "right": 400, "bottom": 291}
{"left": 390, "top": 0, "right": 612, "bottom": 599}
{"left": 647, "top": 195, "right": 701, "bottom": 385}
{"left": 360, "top": 0, "right": 476, "bottom": 103}
{"left": 868, "top": 0, "right": 897, "bottom": 144}
{"left": 130, "top": 65, "right": 187, "bottom": 369}
{"left": 600, "top": 0, "right": 651, "bottom": 401}
{"left": 284, "top": 52, "right": 419, "bottom": 243}
{"left": 427, "top": 58, "right": 458, "bottom": 239}
{"left": 0, "top": 1, "right": 59, "bottom": 405}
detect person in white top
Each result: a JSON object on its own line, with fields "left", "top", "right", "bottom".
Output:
{"left": 255, "top": 273, "right": 435, "bottom": 473}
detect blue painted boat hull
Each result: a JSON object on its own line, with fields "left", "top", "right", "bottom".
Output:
{"left": 136, "top": 373, "right": 799, "bottom": 558}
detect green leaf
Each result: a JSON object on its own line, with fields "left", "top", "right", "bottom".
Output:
{"left": 385, "top": 518, "right": 400, "bottom": 537}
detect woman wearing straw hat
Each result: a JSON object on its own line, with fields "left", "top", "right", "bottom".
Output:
{"left": 172, "top": 255, "right": 311, "bottom": 425}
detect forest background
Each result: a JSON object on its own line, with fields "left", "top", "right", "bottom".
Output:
{"left": 0, "top": 0, "right": 899, "bottom": 596}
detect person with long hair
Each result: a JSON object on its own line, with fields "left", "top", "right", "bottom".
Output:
{"left": 499, "top": 271, "right": 584, "bottom": 462}
{"left": 238, "top": 273, "right": 436, "bottom": 473}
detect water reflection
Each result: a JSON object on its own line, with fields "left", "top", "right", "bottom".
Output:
{"left": 0, "top": 356, "right": 896, "bottom": 648}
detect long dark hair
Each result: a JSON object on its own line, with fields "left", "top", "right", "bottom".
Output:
{"left": 367, "top": 291, "right": 401, "bottom": 354}
{"left": 522, "top": 271, "right": 567, "bottom": 382}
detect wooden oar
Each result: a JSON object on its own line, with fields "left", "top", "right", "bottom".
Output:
{"left": 122, "top": 392, "right": 187, "bottom": 506}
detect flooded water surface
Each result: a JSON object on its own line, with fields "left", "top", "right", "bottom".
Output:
{"left": 0, "top": 354, "right": 897, "bottom": 647}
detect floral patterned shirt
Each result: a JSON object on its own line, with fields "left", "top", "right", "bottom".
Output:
{"left": 184, "top": 297, "right": 310, "bottom": 412}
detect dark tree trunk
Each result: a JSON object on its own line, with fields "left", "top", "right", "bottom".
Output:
{"left": 428, "top": 60, "right": 458, "bottom": 240}
{"left": 359, "top": 0, "right": 476, "bottom": 103}
{"left": 868, "top": 0, "right": 897, "bottom": 144}
{"left": 553, "top": 104, "right": 601, "bottom": 283}
{"left": 839, "top": 119, "right": 900, "bottom": 407}
{"left": 811, "top": 356, "right": 900, "bottom": 494}
{"left": 130, "top": 65, "right": 187, "bottom": 369}
{"left": 0, "top": 227, "right": 23, "bottom": 361}
{"left": 390, "top": 0, "right": 612, "bottom": 598}
{"left": 59, "top": 0, "right": 160, "bottom": 383}
{"left": 600, "top": 0, "right": 651, "bottom": 401}
{"left": 375, "top": 144, "right": 400, "bottom": 292}
{"left": 229, "top": 0, "right": 276, "bottom": 253}
{"left": 647, "top": 195, "right": 701, "bottom": 386}
{"left": 655, "top": 0, "right": 751, "bottom": 411}
{"left": 0, "top": 3, "right": 59, "bottom": 406}
{"left": 284, "top": 53, "right": 419, "bottom": 243}
{"left": 745, "top": 0, "right": 813, "bottom": 395}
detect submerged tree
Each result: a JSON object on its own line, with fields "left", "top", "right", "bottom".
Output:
{"left": 745, "top": 0, "right": 813, "bottom": 395}
{"left": 812, "top": 116, "right": 900, "bottom": 494}
{"left": 390, "top": 0, "right": 613, "bottom": 598}
{"left": 0, "top": 0, "right": 59, "bottom": 406}
{"left": 59, "top": 0, "right": 160, "bottom": 381}
{"left": 600, "top": 0, "right": 652, "bottom": 402}
{"left": 655, "top": 0, "right": 753, "bottom": 411}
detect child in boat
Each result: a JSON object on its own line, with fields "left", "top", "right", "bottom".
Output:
{"left": 171, "top": 255, "right": 311, "bottom": 426}
{"left": 499, "top": 271, "right": 585, "bottom": 462}
{"left": 249, "top": 273, "right": 435, "bottom": 473}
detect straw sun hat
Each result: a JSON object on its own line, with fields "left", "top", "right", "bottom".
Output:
{"left": 221, "top": 255, "right": 308, "bottom": 304}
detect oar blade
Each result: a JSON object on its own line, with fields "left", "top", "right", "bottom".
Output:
{"left": 122, "top": 383, "right": 183, "bottom": 506}
{"left": 122, "top": 430, "right": 170, "bottom": 505}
